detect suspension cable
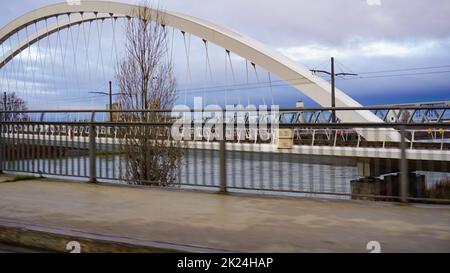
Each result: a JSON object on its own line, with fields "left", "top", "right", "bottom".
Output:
{"left": 268, "top": 72, "right": 274, "bottom": 106}
{"left": 224, "top": 49, "right": 228, "bottom": 106}
{"left": 35, "top": 21, "right": 46, "bottom": 105}
{"left": 24, "top": 24, "right": 34, "bottom": 96}
{"left": 226, "top": 50, "right": 237, "bottom": 105}
{"left": 252, "top": 62, "right": 266, "bottom": 106}
{"left": 69, "top": 13, "right": 81, "bottom": 99}
{"left": 181, "top": 31, "right": 192, "bottom": 104}
{"left": 245, "top": 59, "right": 250, "bottom": 106}
{"left": 60, "top": 15, "right": 71, "bottom": 99}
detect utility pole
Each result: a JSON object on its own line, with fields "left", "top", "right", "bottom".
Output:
{"left": 331, "top": 57, "right": 336, "bottom": 122}
{"left": 88, "top": 82, "right": 120, "bottom": 122}
{"left": 310, "top": 57, "right": 357, "bottom": 123}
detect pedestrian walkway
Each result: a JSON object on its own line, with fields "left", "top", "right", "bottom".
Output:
{"left": 0, "top": 174, "right": 449, "bottom": 252}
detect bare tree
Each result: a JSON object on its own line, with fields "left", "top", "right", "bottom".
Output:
{"left": 115, "top": 2, "right": 183, "bottom": 186}
{"left": 0, "top": 92, "right": 28, "bottom": 121}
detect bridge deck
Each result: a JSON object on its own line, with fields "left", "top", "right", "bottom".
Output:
{"left": 0, "top": 175, "right": 449, "bottom": 252}
{"left": 3, "top": 133, "right": 450, "bottom": 162}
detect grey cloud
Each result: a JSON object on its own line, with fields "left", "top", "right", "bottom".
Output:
{"left": 2, "top": 0, "right": 450, "bottom": 47}
{"left": 155, "top": 0, "right": 450, "bottom": 47}
{"left": 1, "top": 0, "right": 449, "bottom": 108}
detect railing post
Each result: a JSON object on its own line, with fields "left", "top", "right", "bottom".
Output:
{"left": 219, "top": 110, "right": 227, "bottom": 193}
{"left": 399, "top": 125, "right": 408, "bottom": 203}
{"left": 0, "top": 123, "right": 3, "bottom": 174}
{"left": 89, "top": 113, "right": 96, "bottom": 183}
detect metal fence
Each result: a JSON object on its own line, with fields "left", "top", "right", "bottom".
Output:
{"left": 1, "top": 107, "right": 450, "bottom": 203}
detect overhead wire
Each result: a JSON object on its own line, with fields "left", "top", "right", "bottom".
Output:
{"left": 2, "top": 14, "right": 450, "bottom": 109}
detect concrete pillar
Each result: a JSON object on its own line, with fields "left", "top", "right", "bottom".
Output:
{"left": 357, "top": 161, "right": 371, "bottom": 177}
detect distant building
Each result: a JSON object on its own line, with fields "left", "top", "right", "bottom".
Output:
{"left": 107, "top": 102, "right": 122, "bottom": 122}
{"left": 296, "top": 100, "right": 304, "bottom": 109}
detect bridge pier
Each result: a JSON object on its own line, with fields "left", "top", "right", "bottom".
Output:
{"left": 353, "top": 156, "right": 430, "bottom": 201}
{"left": 351, "top": 172, "right": 427, "bottom": 201}
{"left": 356, "top": 160, "right": 371, "bottom": 177}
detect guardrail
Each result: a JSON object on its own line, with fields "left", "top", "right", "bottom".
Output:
{"left": 1, "top": 108, "right": 449, "bottom": 204}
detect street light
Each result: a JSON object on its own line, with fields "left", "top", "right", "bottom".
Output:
{"left": 88, "top": 81, "right": 121, "bottom": 122}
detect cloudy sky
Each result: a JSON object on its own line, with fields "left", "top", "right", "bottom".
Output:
{"left": 1, "top": 0, "right": 449, "bottom": 109}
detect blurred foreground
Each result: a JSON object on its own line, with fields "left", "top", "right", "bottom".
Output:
{"left": 0, "top": 174, "right": 449, "bottom": 252}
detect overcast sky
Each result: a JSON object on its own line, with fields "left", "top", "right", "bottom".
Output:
{"left": 1, "top": 0, "right": 449, "bottom": 108}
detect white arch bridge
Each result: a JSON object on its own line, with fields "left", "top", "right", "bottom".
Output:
{"left": 0, "top": 1, "right": 404, "bottom": 141}
{"left": 1, "top": 2, "right": 450, "bottom": 203}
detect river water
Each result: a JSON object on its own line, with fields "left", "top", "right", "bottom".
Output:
{"left": 4, "top": 149, "right": 450, "bottom": 199}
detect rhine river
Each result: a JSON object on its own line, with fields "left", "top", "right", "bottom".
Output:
{"left": 4, "top": 149, "right": 449, "bottom": 199}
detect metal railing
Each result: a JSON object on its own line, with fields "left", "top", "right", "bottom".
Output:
{"left": 1, "top": 108, "right": 450, "bottom": 204}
